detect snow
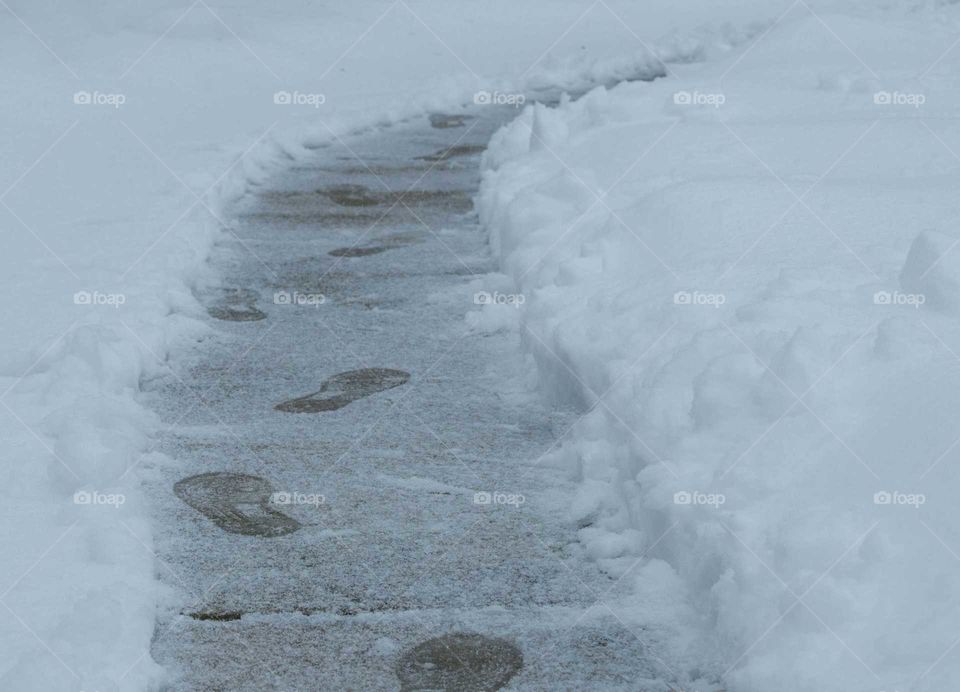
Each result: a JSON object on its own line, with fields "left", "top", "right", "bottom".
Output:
{"left": 5, "top": 0, "right": 946, "bottom": 688}
{"left": 477, "top": 2, "right": 960, "bottom": 690}
{"left": 2, "top": 1, "right": 776, "bottom": 688}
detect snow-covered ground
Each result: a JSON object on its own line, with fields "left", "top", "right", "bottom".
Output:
{"left": 477, "top": 2, "right": 960, "bottom": 690}
{"left": 1, "top": 2, "right": 778, "bottom": 689}
{"left": 5, "top": 0, "right": 951, "bottom": 689}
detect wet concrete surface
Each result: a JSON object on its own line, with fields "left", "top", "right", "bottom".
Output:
{"left": 145, "top": 107, "right": 679, "bottom": 690}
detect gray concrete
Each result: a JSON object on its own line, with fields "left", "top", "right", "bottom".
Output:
{"left": 141, "top": 105, "right": 678, "bottom": 690}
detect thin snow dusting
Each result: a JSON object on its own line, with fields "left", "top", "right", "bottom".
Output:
{"left": 145, "top": 107, "right": 690, "bottom": 690}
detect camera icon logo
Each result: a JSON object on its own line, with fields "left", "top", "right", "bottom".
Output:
{"left": 873, "top": 91, "right": 892, "bottom": 105}
{"left": 673, "top": 291, "right": 692, "bottom": 305}
{"left": 673, "top": 91, "right": 692, "bottom": 105}
{"left": 473, "top": 91, "right": 492, "bottom": 105}
{"left": 474, "top": 491, "right": 492, "bottom": 505}
{"left": 271, "top": 491, "right": 292, "bottom": 505}
{"left": 274, "top": 291, "right": 291, "bottom": 305}
{"left": 73, "top": 291, "right": 92, "bottom": 305}
{"left": 873, "top": 491, "right": 892, "bottom": 505}
{"left": 73, "top": 490, "right": 92, "bottom": 505}
{"left": 873, "top": 291, "right": 892, "bottom": 305}
{"left": 274, "top": 91, "right": 292, "bottom": 105}
{"left": 474, "top": 291, "right": 492, "bottom": 305}
{"left": 673, "top": 491, "right": 692, "bottom": 505}
{"left": 73, "top": 91, "right": 92, "bottom": 105}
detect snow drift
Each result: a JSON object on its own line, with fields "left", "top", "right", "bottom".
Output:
{"left": 477, "top": 3, "right": 960, "bottom": 690}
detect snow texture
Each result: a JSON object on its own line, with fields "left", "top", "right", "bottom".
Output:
{"left": 3, "top": 0, "right": 942, "bottom": 689}
{"left": 478, "top": 2, "right": 960, "bottom": 690}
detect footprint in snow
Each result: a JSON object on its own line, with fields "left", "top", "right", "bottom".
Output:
{"left": 428, "top": 113, "right": 472, "bottom": 129}
{"left": 173, "top": 472, "right": 301, "bottom": 537}
{"left": 328, "top": 232, "right": 422, "bottom": 258}
{"left": 328, "top": 246, "right": 390, "bottom": 257}
{"left": 415, "top": 144, "right": 486, "bottom": 162}
{"left": 274, "top": 368, "right": 410, "bottom": 413}
{"left": 396, "top": 633, "right": 523, "bottom": 692}
{"left": 206, "top": 287, "right": 266, "bottom": 322}
{"left": 322, "top": 183, "right": 382, "bottom": 207}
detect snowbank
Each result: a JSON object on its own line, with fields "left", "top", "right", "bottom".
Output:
{"left": 478, "top": 3, "right": 960, "bottom": 690}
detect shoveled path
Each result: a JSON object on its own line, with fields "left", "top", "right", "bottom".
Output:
{"left": 142, "top": 103, "right": 678, "bottom": 690}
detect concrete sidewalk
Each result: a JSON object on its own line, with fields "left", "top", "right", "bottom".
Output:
{"left": 142, "top": 105, "right": 677, "bottom": 691}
